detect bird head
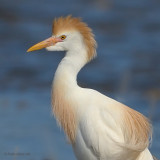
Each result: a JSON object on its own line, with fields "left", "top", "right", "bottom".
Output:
{"left": 27, "top": 15, "right": 97, "bottom": 61}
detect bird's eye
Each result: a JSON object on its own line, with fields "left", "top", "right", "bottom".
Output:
{"left": 60, "top": 35, "right": 66, "bottom": 40}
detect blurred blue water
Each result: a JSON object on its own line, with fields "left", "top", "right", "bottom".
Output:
{"left": 0, "top": 0, "right": 160, "bottom": 159}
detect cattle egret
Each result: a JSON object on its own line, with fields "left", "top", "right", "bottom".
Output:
{"left": 27, "top": 16, "right": 156, "bottom": 160}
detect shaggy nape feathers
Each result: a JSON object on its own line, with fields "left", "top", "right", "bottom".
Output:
{"left": 52, "top": 15, "right": 97, "bottom": 61}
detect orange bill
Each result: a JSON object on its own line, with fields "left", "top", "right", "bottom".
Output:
{"left": 27, "top": 37, "right": 62, "bottom": 52}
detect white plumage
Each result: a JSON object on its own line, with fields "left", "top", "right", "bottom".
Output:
{"left": 27, "top": 16, "right": 154, "bottom": 160}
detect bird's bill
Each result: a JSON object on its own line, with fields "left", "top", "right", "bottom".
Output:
{"left": 27, "top": 37, "right": 62, "bottom": 52}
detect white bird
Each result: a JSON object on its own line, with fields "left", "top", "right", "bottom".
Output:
{"left": 27, "top": 16, "right": 156, "bottom": 160}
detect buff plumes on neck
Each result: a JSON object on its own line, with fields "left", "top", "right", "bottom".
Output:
{"left": 52, "top": 80, "right": 77, "bottom": 144}
{"left": 52, "top": 15, "right": 97, "bottom": 61}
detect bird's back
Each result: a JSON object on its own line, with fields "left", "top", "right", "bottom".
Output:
{"left": 72, "top": 88, "right": 153, "bottom": 160}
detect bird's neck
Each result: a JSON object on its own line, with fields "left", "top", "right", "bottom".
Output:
{"left": 55, "top": 50, "right": 87, "bottom": 86}
{"left": 52, "top": 50, "right": 88, "bottom": 143}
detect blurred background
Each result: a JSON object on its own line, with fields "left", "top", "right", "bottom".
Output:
{"left": 0, "top": 0, "right": 160, "bottom": 159}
